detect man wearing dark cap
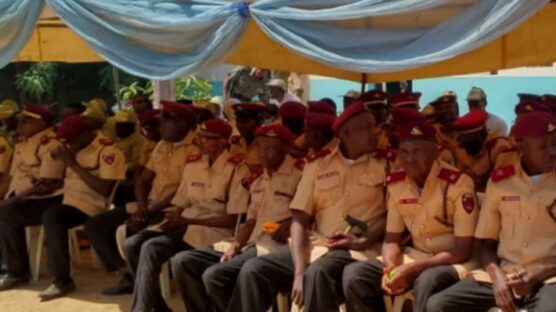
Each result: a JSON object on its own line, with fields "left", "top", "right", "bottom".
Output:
{"left": 228, "top": 101, "right": 387, "bottom": 312}
{"left": 230, "top": 102, "right": 265, "bottom": 172}
{"left": 451, "top": 109, "right": 512, "bottom": 192}
{"left": 0, "top": 104, "right": 65, "bottom": 291}
{"left": 278, "top": 101, "right": 307, "bottom": 157}
{"left": 429, "top": 112, "right": 556, "bottom": 312}
{"left": 169, "top": 124, "right": 304, "bottom": 312}
{"left": 542, "top": 94, "right": 556, "bottom": 116}
{"left": 304, "top": 111, "right": 336, "bottom": 154}
{"left": 343, "top": 108, "right": 478, "bottom": 312}
{"left": 85, "top": 102, "right": 198, "bottom": 295}
{"left": 62, "top": 102, "right": 86, "bottom": 120}
{"left": 515, "top": 93, "right": 550, "bottom": 118}
{"left": 431, "top": 94, "right": 460, "bottom": 148}
{"left": 390, "top": 92, "right": 422, "bottom": 110}
{"left": 125, "top": 118, "right": 250, "bottom": 312}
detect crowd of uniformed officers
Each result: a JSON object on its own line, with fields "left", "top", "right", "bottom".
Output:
{"left": 0, "top": 82, "right": 555, "bottom": 312}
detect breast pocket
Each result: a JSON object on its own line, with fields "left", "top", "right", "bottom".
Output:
{"left": 499, "top": 200, "right": 520, "bottom": 238}
{"left": 315, "top": 174, "right": 341, "bottom": 192}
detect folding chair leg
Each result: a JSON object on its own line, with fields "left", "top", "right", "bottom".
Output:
{"left": 276, "top": 293, "right": 289, "bottom": 312}
{"left": 393, "top": 291, "right": 414, "bottom": 312}
{"left": 69, "top": 229, "right": 82, "bottom": 265}
{"left": 91, "top": 247, "right": 101, "bottom": 269}
{"left": 26, "top": 226, "right": 44, "bottom": 282}
{"left": 160, "top": 262, "right": 171, "bottom": 303}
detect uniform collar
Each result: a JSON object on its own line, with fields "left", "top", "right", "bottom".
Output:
{"left": 203, "top": 149, "right": 231, "bottom": 169}
{"left": 24, "top": 127, "right": 53, "bottom": 143}
{"left": 331, "top": 141, "right": 374, "bottom": 165}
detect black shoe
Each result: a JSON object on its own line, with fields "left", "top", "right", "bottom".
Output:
{"left": 39, "top": 281, "right": 76, "bottom": 301}
{"left": 0, "top": 274, "right": 29, "bottom": 291}
{"left": 101, "top": 275, "right": 133, "bottom": 295}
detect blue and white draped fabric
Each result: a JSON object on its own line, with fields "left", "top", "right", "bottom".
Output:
{"left": 0, "top": 0, "right": 550, "bottom": 79}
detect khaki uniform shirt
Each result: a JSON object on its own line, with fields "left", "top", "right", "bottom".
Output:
{"left": 139, "top": 139, "right": 158, "bottom": 167}
{"left": 172, "top": 150, "right": 250, "bottom": 248}
{"left": 0, "top": 135, "right": 13, "bottom": 174}
{"left": 453, "top": 137, "right": 511, "bottom": 191}
{"left": 246, "top": 155, "right": 304, "bottom": 256}
{"left": 63, "top": 133, "right": 126, "bottom": 216}
{"left": 472, "top": 162, "right": 556, "bottom": 284}
{"left": 229, "top": 135, "right": 260, "bottom": 173}
{"left": 290, "top": 142, "right": 387, "bottom": 261}
{"left": 386, "top": 160, "right": 479, "bottom": 277}
{"left": 116, "top": 131, "right": 146, "bottom": 173}
{"left": 8, "top": 128, "right": 65, "bottom": 199}
{"left": 145, "top": 132, "right": 198, "bottom": 203}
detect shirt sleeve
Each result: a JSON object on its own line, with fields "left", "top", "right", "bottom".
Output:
{"left": 171, "top": 164, "right": 191, "bottom": 208}
{"left": 385, "top": 190, "right": 406, "bottom": 233}
{"left": 39, "top": 141, "right": 66, "bottom": 180}
{"left": 289, "top": 161, "right": 317, "bottom": 215}
{"left": 452, "top": 175, "right": 479, "bottom": 237}
{"left": 227, "top": 164, "right": 250, "bottom": 215}
{"left": 474, "top": 181, "right": 501, "bottom": 240}
{"left": 99, "top": 146, "right": 127, "bottom": 180}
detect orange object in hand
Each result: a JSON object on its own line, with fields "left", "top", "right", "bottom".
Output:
{"left": 262, "top": 221, "right": 280, "bottom": 234}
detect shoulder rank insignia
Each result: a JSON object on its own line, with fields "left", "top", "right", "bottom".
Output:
{"left": 186, "top": 154, "right": 202, "bottom": 163}
{"left": 227, "top": 155, "right": 245, "bottom": 166}
{"left": 490, "top": 165, "right": 515, "bottom": 183}
{"left": 249, "top": 170, "right": 263, "bottom": 185}
{"left": 40, "top": 135, "right": 53, "bottom": 145}
{"left": 294, "top": 159, "right": 305, "bottom": 170}
{"left": 102, "top": 153, "right": 115, "bottom": 165}
{"left": 230, "top": 136, "right": 241, "bottom": 145}
{"left": 99, "top": 138, "right": 115, "bottom": 146}
{"left": 306, "top": 149, "right": 331, "bottom": 163}
{"left": 438, "top": 168, "right": 462, "bottom": 184}
{"left": 386, "top": 171, "right": 406, "bottom": 185}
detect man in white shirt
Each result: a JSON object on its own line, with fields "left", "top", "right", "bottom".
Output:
{"left": 467, "top": 87, "right": 508, "bottom": 137}
{"left": 266, "top": 79, "right": 304, "bottom": 107}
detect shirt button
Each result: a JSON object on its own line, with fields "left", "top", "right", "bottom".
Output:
{"left": 420, "top": 224, "right": 425, "bottom": 230}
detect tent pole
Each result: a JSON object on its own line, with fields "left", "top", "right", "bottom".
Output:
{"left": 360, "top": 73, "right": 367, "bottom": 93}
{"left": 112, "top": 67, "right": 122, "bottom": 109}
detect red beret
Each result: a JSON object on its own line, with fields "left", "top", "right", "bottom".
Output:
{"left": 57, "top": 115, "right": 88, "bottom": 142}
{"left": 198, "top": 119, "right": 233, "bottom": 139}
{"left": 140, "top": 109, "right": 161, "bottom": 127}
{"left": 452, "top": 109, "right": 488, "bottom": 133}
{"left": 232, "top": 102, "right": 266, "bottom": 113}
{"left": 390, "top": 107, "right": 427, "bottom": 125}
{"left": 332, "top": 101, "right": 371, "bottom": 135}
{"left": 395, "top": 121, "right": 437, "bottom": 141}
{"left": 305, "top": 112, "right": 336, "bottom": 128}
{"left": 23, "top": 103, "right": 57, "bottom": 124}
{"left": 308, "top": 101, "right": 336, "bottom": 115}
{"left": 512, "top": 111, "right": 556, "bottom": 140}
{"left": 278, "top": 101, "right": 306, "bottom": 119}
{"left": 161, "top": 101, "right": 196, "bottom": 122}
{"left": 391, "top": 92, "right": 422, "bottom": 108}
{"left": 360, "top": 90, "right": 387, "bottom": 107}
{"left": 542, "top": 94, "right": 556, "bottom": 111}
{"left": 432, "top": 95, "right": 457, "bottom": 107}
{"left": 255, "top": 124, "right": 295, "bottom": 143}
{"left": 515, "top": 101, "right": 550, "bottom": 115}
{"left": 518, "top": 93, "right": 542, "bottom": 104}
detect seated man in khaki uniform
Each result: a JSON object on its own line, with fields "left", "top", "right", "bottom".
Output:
{"left": 0, "top": 104, "right": 64, "bottom": 290}
{"left": 451, "top": 109, "right": 511, "bottom": 192}
{"left": 40, "top": 115, "right": 125, "bottom": 300}
{"left": 170, "top": 124, "right": 304, "bottom": 312}
{"left": 229, "top": 102, "right": 265, "bottom": 172}
{"left": 428, "top": 111, "right": 556, "bottom": 312}
{"left": 343, "top": 108, "right": 478, "bottom": 312}
{"left": 228, "top": 101, "right": 388, "bottom": 312}
{"left": 124, "top": 118, "right": 250, "bottom": 312}
{"left": 85, "top": 102, "right": 197, "bottom": 295}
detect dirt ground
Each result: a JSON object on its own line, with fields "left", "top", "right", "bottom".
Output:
{"left": 0, "top": 249, "right": 182, "bottom": 312}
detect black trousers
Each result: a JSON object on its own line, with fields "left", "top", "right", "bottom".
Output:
{"left": 427, "top": 277, "right": 556, "bottom": 312}
{"left": 124, "top": 227, "right": 189, "bottom": 312}
{"left": 342, "top": 260, "right": 460, "bottom": 312}
{"left": 85, "top": 204, "right": 130, "bottom": 272}
{"left": 171, "top": 245, "right": 257, "bottom": 312}
{"left": 227, "top": 245, "right": 354, "bottom": 312}
{"left": 0, "top": 196, "right": 89, "bottom": 285}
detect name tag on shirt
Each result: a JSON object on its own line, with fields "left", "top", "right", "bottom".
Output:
{"left": 191, "top": 182, "right": 205, "bottom": 187}
{"left": 399, "top": 198, "right": 419, "bottom": 205}
{"left": 317, "top": 171, "right": 339, "bottom": 180}
{"left": 501, "top": 196, "right": 520, "bottom": 202}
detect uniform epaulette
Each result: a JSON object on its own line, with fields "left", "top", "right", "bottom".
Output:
{"left": 438, "top": 168, "right": 462, "bottom": 184}
{"left": 491, "top": 165, "right": 516, "bottom": 183}
{"left": 248, "top": 170, "right": 263, "bottom": 186}
{"left": 99, "top": 138, "right": 115, "bottom": 146}
{"left": 306, "top": 149, "right": 331, "bottom": 163}
{"left": 374, "top": 149, "right": 397, "bottom": 161}
{"left": 227, "top": 155, "right": 245, "bottom": 166}
{"left": 230, "top": 135, "right": 241, "bottom": 145}
{"left": 186, "top": 154, "right": 202, "bottom": 163}
{"left": 294, "top": 158, "right": 305, "bottom": 170}
{"left": 385, "top": 171, "right": 406, "bottom": 185}
{"left": 192, "top": 137, "right": 199, "bottom": 146}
